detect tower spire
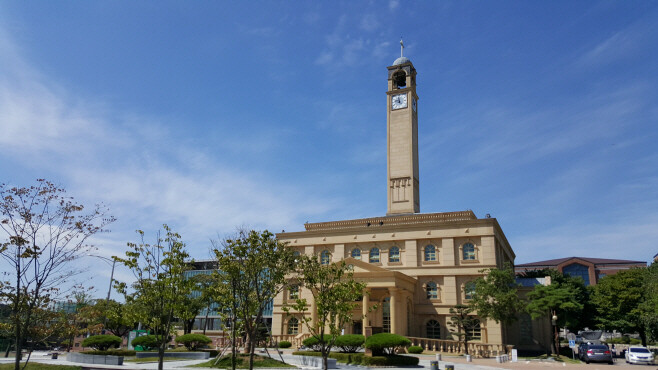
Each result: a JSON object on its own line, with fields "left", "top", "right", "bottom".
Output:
{"left": 400, "top": 37, "right": 404, "bottom": 57}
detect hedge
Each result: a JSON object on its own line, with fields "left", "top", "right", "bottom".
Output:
{"left": 278, "top": 341, "right": 292, "bottom": 348}
{"left": 334, "top": 334, "right": 365, "bottom": 353}
{"left": 407, "top": 345, "right": 423, "bottom": 354}
{"left": 81, "top": 335, "right": 122, "bottom": 351}
{"left": 302, "top": 334, "right": 334, "bottom": 351}
{"left": 364, "top": 333, "right": 411, "bottom": 355}
{"left": 292, "top": 351, "right": 418, "bottom": 366}
{"left": 81, "top": 349, "right": 136, "bottom": 356}
{"left": 175, "top": 333, "right": 211, "bottom": 350}
{"left": 131, "top": 335, "right": 164, "bottom": 350}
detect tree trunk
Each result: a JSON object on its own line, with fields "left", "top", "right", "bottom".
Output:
{"left": 158, "top": 344, "right": 165, "bottom": 370}
{"left": 203, "top": 309, "right": 210, "bottom": 335}
{"left": 248, "top": 339, "right": 255, "bottom": 370}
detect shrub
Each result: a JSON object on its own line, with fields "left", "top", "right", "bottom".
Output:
{"left": 81, "top": 335, "right": 122, "bottom": 351}
{"left": 302, "top": 334, "right": 333, "bottom": 351}
{"left": 278, "top": 341, "right": 292, "bottom": 348}
{"left": 407, "top": 345, "right": 423, "bottom": 354}
{"left": 131, "top": 335, "right": 162, "bottom": 350}
{"left": 175, "top": 333, "right": 212, "bottom": 351}
{"left": 364, "top": 333, "right": 411, "bottom": 356}
{"left": 334, "top": 334, "right": 365, "bottom": 353}
{"left": 200, "top": 349, "right": 219, "bottom": 357}
{"left": 81, "top": 349, "right": 136, "bottom": 356}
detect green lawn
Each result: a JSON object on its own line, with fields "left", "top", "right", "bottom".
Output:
{"left": 190, "top": 354, "right": 296, "bottom": 368}
{"left": 0, "top": 364, "right": 81, "bottom": 370}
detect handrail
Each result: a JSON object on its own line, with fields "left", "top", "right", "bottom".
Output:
{"left": 406, "top": 337, "right": 513, "bottom": 358}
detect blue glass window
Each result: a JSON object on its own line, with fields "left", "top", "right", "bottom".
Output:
{"left": 424, "top": 245, "right": 437, "bottom": 261}
{"left": 389, "top": 246, "right": 400, "bottom": 263}
{"left": 462, "top": 243, "right": 476, "bottom": 260}
{"left": 464, "top": 281, "right": 476, "bottom": 300}
{"left": 426, "top": 281, "right": 438, "bottom": 299}
{"left": 563, "top": 263, "right": 591, "bottom": 286}
{"left": 320, "top": 250, "right": 331, "bottom": 265}
{"left": 369, "top": 248, "right": 380, "bottom": 263}
{"left": 351, "top": 248, "right": 361, "bottom": 260}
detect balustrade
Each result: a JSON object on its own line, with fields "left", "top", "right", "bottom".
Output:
{"left": 406, "top": 337, "right": 511, "bottom": 358}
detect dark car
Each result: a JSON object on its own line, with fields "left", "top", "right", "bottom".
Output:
{"left": 582, "top": 344, "right": 613, "bottom": 364}
{"left": 578, "top": 343, "right": 590, "bottom": 361}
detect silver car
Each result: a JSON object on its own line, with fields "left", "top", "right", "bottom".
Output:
{"left": 625, "top": 346, "right": 655, "bottom": 365}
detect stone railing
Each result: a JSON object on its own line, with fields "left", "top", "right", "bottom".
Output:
{"left": 271, "top": 333, "right": 311, "bottom": 349}
{"left": 406, "top": 337, "right": 513, "bottom": 358}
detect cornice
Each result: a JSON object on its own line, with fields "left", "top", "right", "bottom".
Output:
{"left": 277, "top": 211, "right": 486, "bottom": 238}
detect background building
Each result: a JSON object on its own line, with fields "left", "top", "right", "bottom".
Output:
{"left": 515, "top": 257, "right": 647, "bottom": 286}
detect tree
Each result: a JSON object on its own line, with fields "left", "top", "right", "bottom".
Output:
{"left": 0, "top": 179, "right": 114, "bottom": 370}
{"left": 469, "top": 263, "right": 525, "bottom": 326}
{"left": 590, "top": 267, "right": 654, "bottom": 346}
{"left": 639, "top": 263, "right": 658, "bottom": 342}
{"left": 526, "top": 283, "right": 583, "bottom": 355}
{"left": 518, "top": 268, "right": 591, "bottom": 331}
{"left": 283, "top": 255, "right": 367, "bottom": 370}
{"left": 115, "top": 225, "right": 193, "bottom": 370}
{"left": 211, "top": 229, "right": 295, "bottom": 370}
{"left": 448, "top": 304, "right": 479, "bottom": 355}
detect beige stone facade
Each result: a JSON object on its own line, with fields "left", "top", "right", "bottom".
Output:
{"left": 272, "top": 211, "right": 515, "bottom": 349}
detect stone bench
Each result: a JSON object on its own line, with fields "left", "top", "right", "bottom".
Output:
{"left": 67, "top": 352, "right": 124, "bottom": 365}
{"left": 292, "top": 355, "right": 337, "bottom": 369}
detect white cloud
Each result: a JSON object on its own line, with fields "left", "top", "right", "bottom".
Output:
{"left": 389, "top": 0, "right": 400, "bottom": 11}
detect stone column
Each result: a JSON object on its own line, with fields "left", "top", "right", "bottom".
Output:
{"left": 389, "top": 287, "right": 398, "bottom": 334}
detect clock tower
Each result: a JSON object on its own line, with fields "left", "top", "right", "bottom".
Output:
{"left": 386, "top": 41, "right": 419, "bottom": 215}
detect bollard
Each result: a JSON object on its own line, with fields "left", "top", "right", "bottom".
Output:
{"left": 436, "top": 353, "right": 442, "bottom": 361}
{"left": 466, "top": 354, "right": 472, "bottom": 362}
{"left": 496, "top": 355, "right": 501, "bottom": 363}
{"left": 445, "top": 365, "right": 455, "bottom": 370}
{"left": 430, "top": 360, "right": 438, "bottom": 370}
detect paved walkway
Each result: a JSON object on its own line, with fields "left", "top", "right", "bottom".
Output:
{"left": 0, "top": 351, "right": 639, "bottom": 369}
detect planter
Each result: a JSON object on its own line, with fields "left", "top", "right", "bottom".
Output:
{"left": 67, "top": 352, "right": 124, "bottom": 365}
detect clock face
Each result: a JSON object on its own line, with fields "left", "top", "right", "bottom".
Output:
{"left": 391, "top": 93, "right": 408, "bottom": 110}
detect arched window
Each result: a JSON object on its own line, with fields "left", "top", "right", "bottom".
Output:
{"left": 462, "top": 243, "right": 476, "bottom": 260}
{"left": 424, "top": 244, "right": 437, "bottom": 261}
{"left": 426, "top": 281, "right": 438, "bottom": 299}
{"left": 369, "top": 248, "right": 380, "bottom": 263}
{"left": 351, "top": 248, "right": 361, "bottom": 260}
{"left": 426, "top": 319, "right": 441, "bottom": 339}
{"left": 389, "top": 246, "right": 400, "bottom": 263}
{"left": 289, "top": 285, "right": 299, "bottom": 300}
{"left": 466, "top": 319, "right": 481, "bottom": 341}
{"left": 464, "top": 281, "right": 476, "bottom": 300}
{"left": 287, "top": 318, "right": 299, "bottom": 334}
{"left": 320, "top": 250, "right": 331, "bottom": 265}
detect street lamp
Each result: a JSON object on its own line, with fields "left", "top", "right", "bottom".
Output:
{"left": 88, "top": 254, "right": 117, "bottom": 302}
{"left": 551, "top": 312, "right": 559, "bottom": 356}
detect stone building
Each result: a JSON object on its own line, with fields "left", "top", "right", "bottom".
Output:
{"left": 271, "top": 50, "right": 523, "bottom": 354}
{"left": 515, "top": 257, "right": 647, "bottom": 286}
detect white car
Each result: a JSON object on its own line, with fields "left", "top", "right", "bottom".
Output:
{"left": 625, "top": 346, "right": 655, "bottom": 365}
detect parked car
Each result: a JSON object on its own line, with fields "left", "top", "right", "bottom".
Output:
{"left": 582, "top": 344, "right": 613, "bottom": 364}
{"left": 625, "top": 346, "right": 655, "bottom": 365}
{"left": 578, "top": 343, "right": 591, "bottom": 361}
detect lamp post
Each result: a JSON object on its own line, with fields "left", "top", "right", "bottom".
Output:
{"left": 551, "top": 312, "right": 558, "bottom": 356}
{"left": 88, "top": 254, "right": 117, "bottom": 302}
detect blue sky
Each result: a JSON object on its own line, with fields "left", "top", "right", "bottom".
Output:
{"left": 1, "top": 1, "right": 657, "bottom": 296}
